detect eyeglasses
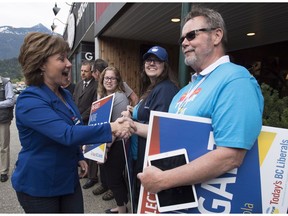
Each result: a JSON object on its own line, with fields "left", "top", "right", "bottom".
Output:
{"left": 145, "top": 58, "right": 164, "bottom": 65}
{"left": 178, "top": 28, "right": 217, "bottom": 45}
{"left": 104, "top": 76, "right": 117, "bottom": 82}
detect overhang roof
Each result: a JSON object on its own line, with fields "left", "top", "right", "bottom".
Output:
{"left": 84, "top": 3, "right": 288, "bottom": 52}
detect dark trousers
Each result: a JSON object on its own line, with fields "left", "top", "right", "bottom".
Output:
{"left": 86, "top": 158, "right": 98, "bottom": 181}
{"left": 16, "top": 181, "right": 84, "bottom": 213}
{"left": 104, "top": 140, "right": 128, "bottom": 206}
{"left": 99, "top": 164, "right": 108, "bottom": 188}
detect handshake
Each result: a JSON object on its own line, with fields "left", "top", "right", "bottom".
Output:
{"left": 110, "top": 116, "right": 137, "bottom": 139}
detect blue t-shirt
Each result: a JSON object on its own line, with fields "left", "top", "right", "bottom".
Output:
{"left": 169, "top": 62, "right": 264, "bottom": 150}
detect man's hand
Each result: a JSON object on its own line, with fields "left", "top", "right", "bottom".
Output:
{"left": 137, "top": 165, "right": 165, "bottom": 194}
{"left": 110, "top": 116, "right": 136, "bottom": 139}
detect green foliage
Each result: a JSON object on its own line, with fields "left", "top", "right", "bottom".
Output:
{"left": 0, "top": 58, "right": 23, "bottom": 81}
{"left": 261, "top": 83, "right": 288, "bottom": 128}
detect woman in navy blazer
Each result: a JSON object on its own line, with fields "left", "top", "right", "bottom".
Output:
{"left": 11, "top": 32, "right": 135, "bottom": 213}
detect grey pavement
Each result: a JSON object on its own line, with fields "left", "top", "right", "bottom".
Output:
{"left": 0, "top": 118, "right": 120, "bottom": 214}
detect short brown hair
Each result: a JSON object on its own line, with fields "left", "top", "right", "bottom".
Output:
{"left": 81, "top": 59, "right": 93, "bottom": 71}
{"left": 18, "top": 32, "right": 70, "bottom": 86}
{"left": 185, "top": 5, "right": 228, "bottom": 49}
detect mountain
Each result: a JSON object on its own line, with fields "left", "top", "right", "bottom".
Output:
{"left": 0, "top": 24, "right": 52, "bottom": 60}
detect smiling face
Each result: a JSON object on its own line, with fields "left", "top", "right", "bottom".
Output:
{"left": 41, "top": 52, "right": 72, "bottom": 88}
{"left": 144, "top": 54, "right": 165, "bottom": 82}
{"left": 103, "top": 69, "right": 118, "bottom": 94}
{"left": 61, "top": 68, "right": 72, "bottom": 88}
{"left": 181, "top": 16, "right": 217, "bottom": 72}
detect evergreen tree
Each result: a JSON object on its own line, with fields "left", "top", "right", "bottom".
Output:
{"left": 261, "top": 83, "right": 288, "bottom": 128}
{"left": 0, "top": 58, "right": 23, "bottom": 82}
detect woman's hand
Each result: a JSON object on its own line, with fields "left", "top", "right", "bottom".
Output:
{"left": 121, "top": 105, "right": 133, "bottom": 118}
{"left": 78, "top": 160, "right": 88, "bottom": 178}
{"left": 110, "top": 116, "right": 136, "bottom": 139}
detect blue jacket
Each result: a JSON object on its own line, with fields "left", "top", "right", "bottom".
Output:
{"left": 12, "top": 84, "right": 112, "bottom": 197}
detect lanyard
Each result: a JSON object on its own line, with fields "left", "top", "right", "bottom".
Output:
{"left": 64, "top": 100, "right": 81, "bottom": 125}
{"left": 176, "top": 75, "right": 208, "bottom": 114}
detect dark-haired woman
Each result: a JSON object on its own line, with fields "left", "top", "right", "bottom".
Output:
{"left": 122, "top": 46, "right": 179, "bottom": 212}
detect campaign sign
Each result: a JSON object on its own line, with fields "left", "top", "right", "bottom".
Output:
{"left": 137, "top": 111, "right": 288, "bottom": 213}
{"left": 258, "top": 126, "right": 288, "bottom": 214}
{"left": 84, "top": 94, "right": 114, "bottom": 163}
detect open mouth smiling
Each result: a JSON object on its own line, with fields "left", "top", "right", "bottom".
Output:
{"left": 62, "top": 71, "right": 69, "bottom": 76}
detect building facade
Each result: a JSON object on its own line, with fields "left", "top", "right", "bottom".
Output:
{"left": 62, "top": 2, "right": 288, "bottom": 97}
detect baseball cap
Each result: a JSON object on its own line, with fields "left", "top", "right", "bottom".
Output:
{"left": 143, "top": 46, "right": 168, "bottom": 62}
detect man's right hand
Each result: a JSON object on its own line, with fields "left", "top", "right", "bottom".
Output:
{"left": 110, "top": 116, "right": 136, "bottom": 139}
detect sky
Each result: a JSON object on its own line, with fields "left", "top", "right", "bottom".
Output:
{"left": 0, "top": 1, "right": 72, "bottom": 35}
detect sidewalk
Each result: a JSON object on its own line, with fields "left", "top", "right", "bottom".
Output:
{"left": 0, "top": 118, "right": 117, "bottom": 213}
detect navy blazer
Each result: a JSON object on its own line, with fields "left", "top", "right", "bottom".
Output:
{"left": 73, "top": 79, "right": 98, "bottom": 124}
{"left": 12, "top": 84, "right": 112, "bottom": 197}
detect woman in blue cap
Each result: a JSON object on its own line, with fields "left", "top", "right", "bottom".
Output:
{"left": 122, "top": 45, "right": 179, "bottom": 212}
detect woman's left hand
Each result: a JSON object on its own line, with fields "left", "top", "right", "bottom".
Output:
{"left": 78, "top": 160, "right": 88, "bottom": 178}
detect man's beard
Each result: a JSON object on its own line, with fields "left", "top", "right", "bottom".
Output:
{"left": 184, "top": 55, "right": 197, "bottom": 69}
